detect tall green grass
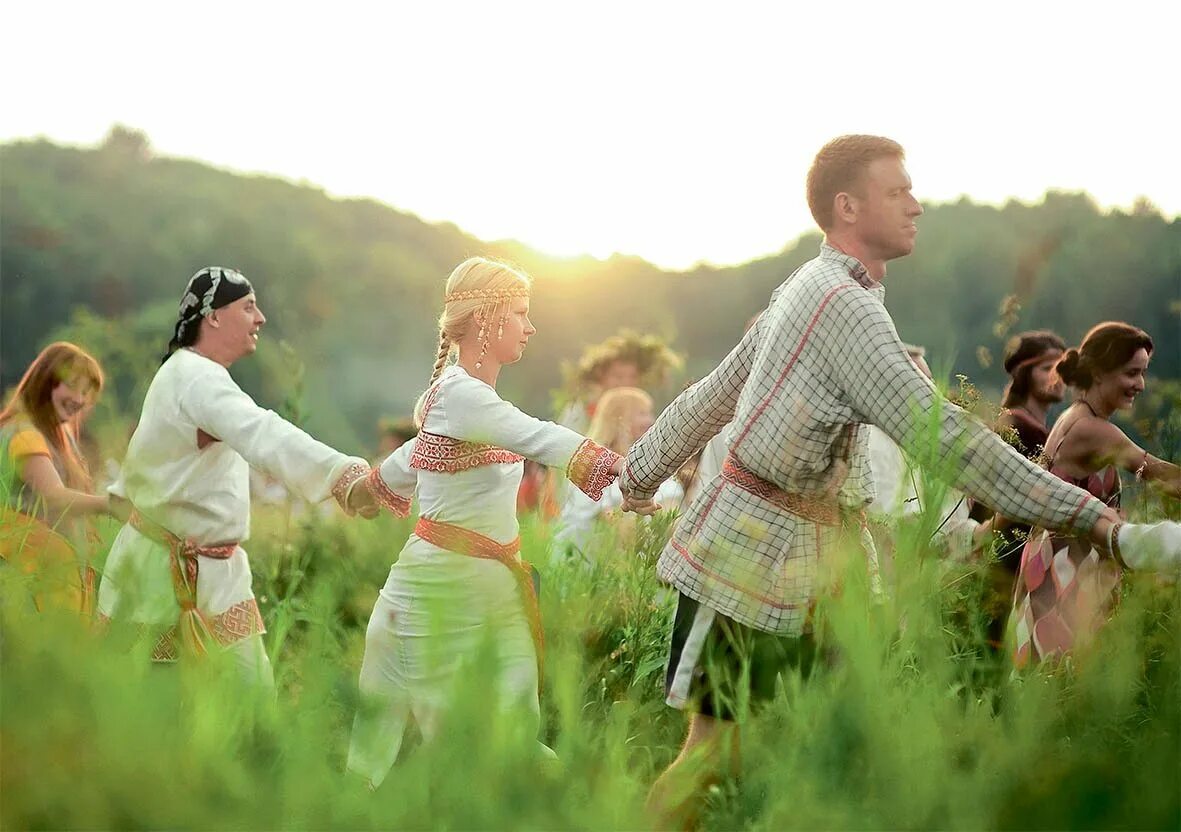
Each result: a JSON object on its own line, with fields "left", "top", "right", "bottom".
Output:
{"left": 2, "top": 494, "right": 1178, "bottom": 829}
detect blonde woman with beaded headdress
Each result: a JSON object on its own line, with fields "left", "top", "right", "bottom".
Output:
{"left": 346, "top": 256, "right": 623, "bottom": 787}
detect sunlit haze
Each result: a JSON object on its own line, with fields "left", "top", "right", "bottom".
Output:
{"left": 3, "top": 1, "right": 1178, "bottom": 269}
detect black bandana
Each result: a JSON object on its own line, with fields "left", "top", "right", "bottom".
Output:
{"left": 173, "top": 266, "right": 254, "bottom": 344}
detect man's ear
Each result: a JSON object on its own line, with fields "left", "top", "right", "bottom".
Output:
{"left": 208, "top": 312, "right": 221, "bottom": 328}
{"left": 833, "top": 191, "right": 858, "bottom": 225}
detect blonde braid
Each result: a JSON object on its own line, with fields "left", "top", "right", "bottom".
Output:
{"left": 428, "top": 330, "right": 452, "bottom": 387}
{"left": 415, "top": 331, "right": 452, "bottom": 429}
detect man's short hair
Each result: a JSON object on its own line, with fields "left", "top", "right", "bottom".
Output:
{"left": 806, "top": 135, "right": 905, "bottom": 230}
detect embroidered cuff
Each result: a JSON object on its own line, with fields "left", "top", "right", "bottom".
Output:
{"left": 331, "top": 462, "right": 370, "bottom": 513}
{"left": 367, "top": 466, "right": 412, "bottom": 518}
{"left": 566, "top": 439, "right": 621, "bottom": 501}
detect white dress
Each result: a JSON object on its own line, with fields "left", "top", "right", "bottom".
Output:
{"left": 347, "top": 366, "right": 617, "bottom": 787}
{"left": 98, "top": 349, "right": 367, "bottom": 664}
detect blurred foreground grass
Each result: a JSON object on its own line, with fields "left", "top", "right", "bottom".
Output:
{"left": 2, "top": 497, "right": 1178, "bottom": 830}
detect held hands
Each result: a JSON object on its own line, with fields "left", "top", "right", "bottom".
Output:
{"left": 614, "top": 457, "right": 663, "bottom": 516}
{"left": 620, "top": 495, "right": 662, "bottom": 516}
{"left": 345, "top": 476, "right": 381, "bottom": 520}
{"left": 106, "top": 494, "right": 132, "bottom": 523}
{"left": 1087, "top": 505, "right": 1124, "bottom": 554}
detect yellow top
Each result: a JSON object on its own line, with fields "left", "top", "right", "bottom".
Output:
{"left": 7, "top": 426, "right": 51, "bottom": 464}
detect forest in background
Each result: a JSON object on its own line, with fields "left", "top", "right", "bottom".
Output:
{"left": 2, "top": 127, "right": 1178, "bottom": 455}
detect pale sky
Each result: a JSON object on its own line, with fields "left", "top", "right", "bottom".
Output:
{"left": 3, "top": 0, "right": 1178, "bottom": 269}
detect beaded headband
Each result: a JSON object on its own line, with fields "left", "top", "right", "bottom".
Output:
{"left": 444, "top": 286, "right": 531, "bottom": 304}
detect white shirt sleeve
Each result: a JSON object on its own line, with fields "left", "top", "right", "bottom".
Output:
{"left": 441, "top": 374, "right": 619, "bottom": 500}
{"left": 1117, "top": 521, "right": 1181, "bottom": 574}
{"left": 179, "top": 366, "right": 366, "bottom": 505}
{"left": 444, "top": 375, "right": 586, "bottom": 467}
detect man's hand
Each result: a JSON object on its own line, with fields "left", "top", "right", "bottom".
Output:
{"left": 620, "top": 495, "right": 662, "bottom": 516}
{"left": 615, "top": 456, "right": 660, "bottom": 515}
{"left": 1087, "top": 505, "right": 1124, "bottom": 553}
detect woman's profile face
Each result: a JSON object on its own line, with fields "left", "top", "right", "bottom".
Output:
{"left": 1094, "top": 348, "right": 1150, "bottom": 412}
{"left": 50, "top": 375, "right": 95, "bottom": 424}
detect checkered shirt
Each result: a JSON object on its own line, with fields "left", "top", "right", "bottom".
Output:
{"left": 622, "top": 243, "right": 1106, "bottom": 635}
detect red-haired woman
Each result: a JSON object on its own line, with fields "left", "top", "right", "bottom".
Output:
{"left": 1011, "top": 322, "right": 1181, "bottom": 668}
{"left": 0, "top": 342, "right": 117, "bottom": 613}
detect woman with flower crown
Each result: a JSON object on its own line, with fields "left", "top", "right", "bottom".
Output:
{"left": 346, "top": 257, "right": 622, "bottom": 787}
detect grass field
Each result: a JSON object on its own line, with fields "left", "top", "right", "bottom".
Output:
{"left": 2, "top": 487, "right": 1179, "bottom": 830}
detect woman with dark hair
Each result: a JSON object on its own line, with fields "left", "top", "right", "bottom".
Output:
{"left": 0, "top": 342, "right": 117, "bottom": 612}
{"left": 1011, "top": 322, "right": 1181, "bottom": 668}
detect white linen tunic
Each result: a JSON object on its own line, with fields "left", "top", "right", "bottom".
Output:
{"left": 348, "top": 366, "right": 617, "bottom": 787}
{"left": 98, "top": 349, "right": 366, "bottom": 656}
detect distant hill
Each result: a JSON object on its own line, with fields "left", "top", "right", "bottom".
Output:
{"left": 3, "top": 128, "right": 1178, "bottom": 453}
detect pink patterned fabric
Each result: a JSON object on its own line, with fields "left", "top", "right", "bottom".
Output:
{"left": 1011, "top": 465, "right": 1122, "bottom": 668}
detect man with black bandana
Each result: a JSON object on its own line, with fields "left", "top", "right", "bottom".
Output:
{"left": 97, "top": 266, "right": 377, "bottom": 686}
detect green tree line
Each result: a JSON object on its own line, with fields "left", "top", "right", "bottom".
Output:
{"left": 2, "top": 127, "right": 1178, "bottom": 454}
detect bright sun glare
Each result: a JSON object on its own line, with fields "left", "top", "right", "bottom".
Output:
{"left": 2, "top": 1, "right": 1178, "bottom": 269}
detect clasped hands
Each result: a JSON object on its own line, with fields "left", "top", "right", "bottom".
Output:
{"left": 345, "top": 472, "right": 381, "bottom": 519}
{"left": 612, "top": 456, "right": 663, "bottom": 516}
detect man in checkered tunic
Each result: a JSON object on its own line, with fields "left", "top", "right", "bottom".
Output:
{"left": 620, "top": 135, "right": 1123, "bottom": 825}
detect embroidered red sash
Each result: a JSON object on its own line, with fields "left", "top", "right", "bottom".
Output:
{"left": 721, "top": 455, "right": 841, "bottom": 526}
{"left": 129, "top": 510, "right": 239, "bottom": 657}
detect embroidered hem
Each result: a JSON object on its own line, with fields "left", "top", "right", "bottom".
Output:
{"left": 566, "top": 440, "right": 620, "bottom": 501}
{"left": 367, "top": 466, "right": 412, "bottom": 517}
{"left": 331, "top": 462, "right": 371, "bottom": 512}
{"left": 151, "top": 599, "right": 267, "bottom": 662}
{"left": 96, "top": 599, "right": 266, "bottom": 663}
{"left": 410, "top": 431, "right": 524, "bottom": 473}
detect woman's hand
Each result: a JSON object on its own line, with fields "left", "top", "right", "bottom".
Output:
{"left": 106, "top": 494, "right": 132, "bottom": 523}
{"left": 346, "top": 477, "right": 380, "bottom": 519}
